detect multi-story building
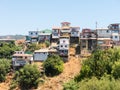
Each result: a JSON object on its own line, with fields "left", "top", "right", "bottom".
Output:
{"left": 38, "top": 29, "right": 52, "bottom": 43}
{"left": 27, "top": 31, "right": 39, "bottom": 43}
{"left": 80, "top": 28, "right": 97, "bottom": 51}
{"left": 26, "top": 29, "right": 52, "bottom": 43}
{"left": 70, "top": 27, "right": 80, "bottom": 44}
{"left": 52, "top": 27, "right": 60, "bottom": 43}
{"left": 97, "top": 28, "right": 111, "bottom": 38}
{"left": 58, "top": 36, "right": 70, "bottom": 61}
{"left": 60, "top": 22, "right": 71, "bottom": 37}
{"left": 108, "top": 23, "right": 120, "bottom": 45}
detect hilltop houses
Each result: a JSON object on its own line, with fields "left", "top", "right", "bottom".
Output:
{"left": 26, "top": 29, "right": 52, "bottom": 43}
{"left": 23, "top": 22, "right": 120, "bottom": 62}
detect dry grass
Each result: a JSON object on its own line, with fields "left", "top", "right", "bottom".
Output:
{"left": 0, "top": 73, "right": 14, "bottom": 90}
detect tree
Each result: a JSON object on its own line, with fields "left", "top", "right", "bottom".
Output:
{"left": 14, "top": 64, "right": 40, "bottom": 89}
{"left": 112, "top": 61, "right": 120, "bottom": 79}
{"left": 0, "top": 59, "right": 11, "bottom": 82}
{"left": 0, "top": 42, "right": 20, "bottom": 59}
{"left": 43, "top": 55, "right": 64, "bottom": 76}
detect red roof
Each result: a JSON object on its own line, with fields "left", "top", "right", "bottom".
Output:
{"left": 61, "top": 22, "right": 71, "bottom": 24}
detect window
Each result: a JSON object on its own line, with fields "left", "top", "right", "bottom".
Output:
{"left": 31, "top": 32, "right": 33, "bottom": 35}
{"left": 63, "top": 40, "right": 65, "bottom": 43}
{"left": 65, "top": 45, "right": 67, "bottom": 47}
{"left": 43, "top": 52, "right": 46, "bottom": 54}
{"left": 115, "top": 36, "right": 118, "bottom": 38}
{"left": 36, "top": 32, "right": 37, "bottom": 35}
{"left": 25, "top": 57, "right": 27, "bottom": 59}
{"left": 61, "top": 45, "right": 63, "bottom": 47}
{"left": 106, "top": 30, "right": 109, "bottom": 33}
{"left": 72, "top": 32, "right": 74, "bottom": 34}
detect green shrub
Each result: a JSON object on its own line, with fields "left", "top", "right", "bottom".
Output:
{"left": 45, "top": 40, "right": 50, "bottom": 47}
{"left": 0, "top": 59, "right": 11, "bottom": 82}
{"left": 112, "top": 61, "right": 120, "bottom": 79}
{"left": 43, "top": 55, "right": 64, "bottom": 76}
{"left": 78, "top": 77, "right": 120, "bottom": 90}
{"left": 63, "top": 80, "right": 79, "bottom": 90}
{"left": 14, "top": 64, "right": 40, "bottom": 89}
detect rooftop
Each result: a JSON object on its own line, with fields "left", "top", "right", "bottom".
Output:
{"left": 61, "top": 22, "right": 71, "bottom": 24}
{"left": 13, "top": 54, "right": 32, "bottom": 57}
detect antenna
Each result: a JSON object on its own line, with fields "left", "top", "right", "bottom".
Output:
{"left": 96, "top": 21, "right": 98, "bottom": 29}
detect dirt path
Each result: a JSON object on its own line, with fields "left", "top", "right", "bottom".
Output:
{"left": 39, "top": 56, "right": 81, "bottom": 90}
{"left": 0, "top": 73, "right": 13, "bottom": 90}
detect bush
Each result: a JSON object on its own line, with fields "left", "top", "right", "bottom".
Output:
{"left": 0, "top": 59, "right": 11, "bottom": 82}
{"left": 78, "top": 77, "right": 120, "bottom": 90}
{"left": 45, "top": 40, "right": 50, "bottom": 47}
{"left": 63, "top": 80, "right": 79, "bottom": 90}
{"left": 14, "top": 64, "right": 40, "bottom": 89}
{"left": 43, "top": 55, "right": 64, "bottom": 76}
{"left": 112, "top": 61, "right": 120, "bottom": 79}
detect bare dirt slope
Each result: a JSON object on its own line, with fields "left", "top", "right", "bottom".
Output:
{"left": 39, "top": 55, "right": 81, "bottom": 90}
{"left": 0, "top": 73, "right": 13, "bottom": 90}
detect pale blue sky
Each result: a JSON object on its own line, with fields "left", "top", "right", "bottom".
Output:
{"left": 0, "top": 0, "right": 120, "bottom": 35}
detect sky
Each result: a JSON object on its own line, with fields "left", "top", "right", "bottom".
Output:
{"left": 0, "top": 0, "right": 120, "bottom": 35}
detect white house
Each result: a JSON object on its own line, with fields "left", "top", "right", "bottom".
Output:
{"left": 59, "top": 37, "right": 69, "bottom": 56}
{"left": 96, "top": 28, "right": 111, "bottom": 38}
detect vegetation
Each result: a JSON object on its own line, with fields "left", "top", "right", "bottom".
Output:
{"left": 14, "top": 64, "right": 40, "bottom": 89}
{"left": 64, "top": 76, "right": 120, "bottom": 90}
{"left": 45, "top": 40, "right": 50, "bottom": 47}
{"left": 0, "top": 59, "right": 11, "bottom": 82}
{"left": 63, "top": 80, "right": 79, "bottom": 90}
{"left": 64, "top": 48, "right": 120, "bottom": 90}
{"left": 26, "top": 43, "right": 48, "bottom": 52}
{"left": 0, "top": 42, "right": 20, "bottom": 59}
{"left": 43, "top": 55, "right": 64, "bottom": 76}
{"left": 112, "top": 61, "right": 120, "bottom": 79}
{"left": 75, "top": 48, "right": 120, "bottom": 81}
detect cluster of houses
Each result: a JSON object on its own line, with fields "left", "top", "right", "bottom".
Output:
{"left": 12, "top": 22, "right": 120, "bottom": 69}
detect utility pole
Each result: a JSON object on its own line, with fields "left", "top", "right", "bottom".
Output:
{"left": 96, "top": 21, "right": 98, "bottom": 50}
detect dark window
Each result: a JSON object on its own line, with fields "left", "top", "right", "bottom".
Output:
{"left": 63, "top": 40, "right": 65, "bottom": 43}
{"left": 115, "top": 36, "right": 118, "bottom": 38}
{"left": 106, "top": 30, "right": 109, "bottom": 33}
{"left": 61, "top": 45, "right": 63, "bottom": 47}
{"left": 65, "top": 45, "right": 67, "bottom": 47}
{"left": 31, "top": 32, "right": 33, "bottom": 35}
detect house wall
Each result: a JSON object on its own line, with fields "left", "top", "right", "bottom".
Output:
{"left": 29, "top": 31, "right": 39, "bottom": 37}
{"left": 52, "top": 29, "right": 60, "bottom": 38}
{"left": 39, "top": 35, "right": 51, "bottom": 42}
{"left": 34, "top": 52, "right": 48, "bottom": 61}
{"left": 70, "top": 28, "right": 80, "bottom": 37}
{"left": 59, "top": 38, "right": 69, "bottom": 50}
{"left": 97, "top": 29, "right": 111, "bottom": 38}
